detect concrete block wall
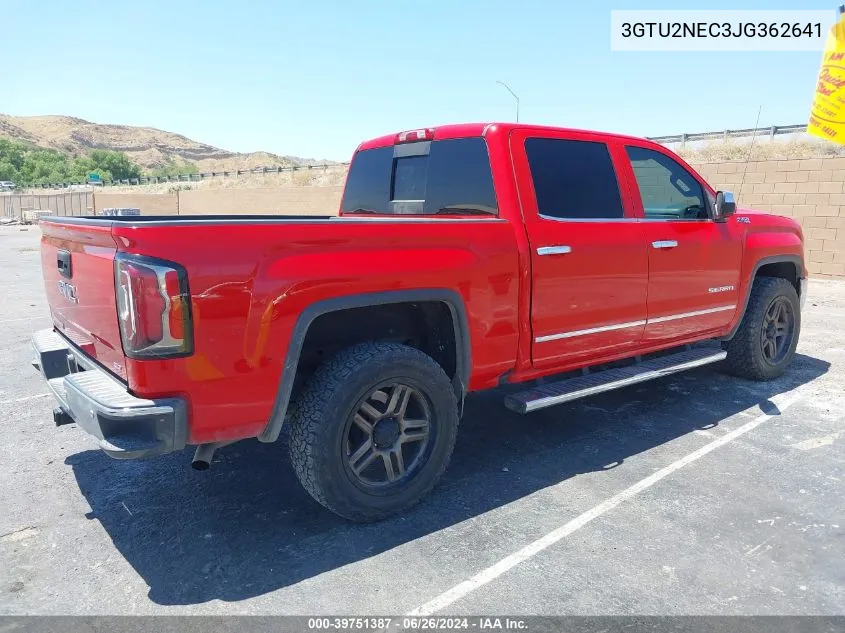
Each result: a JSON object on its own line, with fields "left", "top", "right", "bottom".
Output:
{"left": 691, "top": 157, "right": 845, "bottom": 278}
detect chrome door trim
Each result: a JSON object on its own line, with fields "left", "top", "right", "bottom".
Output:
{"left": 652, "top": 240, "right": 679, "bottom": 249}
{"left": 536, "top": 245, "right": 572, "bottom": 256}
{"left": 646, "top": 304, "right": 736, "bottom": 324}
{"left": 535, "top": 319, "right": 647, "bottom": 343}
{"left": 538, "top": 214, "right": 638, "bottom": 223}
{"left": 534, "top": 304, "right": 737, "bottom": 343}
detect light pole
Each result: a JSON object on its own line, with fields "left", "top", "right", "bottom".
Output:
{"left": 496, "top": 80, "right": 519, "bottom": 122}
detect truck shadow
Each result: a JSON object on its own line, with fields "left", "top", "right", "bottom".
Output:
{"left": 65, "top": 353, "right": 829, "bottom": 606}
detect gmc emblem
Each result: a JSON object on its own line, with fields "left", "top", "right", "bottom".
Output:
{"left": 57, "top": 280, "right": 79, "bottom": 304}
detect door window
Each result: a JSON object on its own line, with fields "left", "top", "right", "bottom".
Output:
{"left": 626, "top": 146, "right": 708, "bottom": 220}
{"left": 524, "top": 138, "right": 624, "bottom": 219}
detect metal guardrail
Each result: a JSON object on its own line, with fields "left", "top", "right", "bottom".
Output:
{"left": 647, "top": 124, "right": 807, "bottom": 144}
{"left": 18, "top": 161, "right": 350, "bottom": 190}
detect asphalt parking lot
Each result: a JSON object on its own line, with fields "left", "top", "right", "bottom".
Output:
{"left": 0, "top": 224, "right": 843, "bottom": 616}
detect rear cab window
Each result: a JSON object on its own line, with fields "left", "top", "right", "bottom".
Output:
{"left": 341, "top": 137, "right": 498, "bottom": 216}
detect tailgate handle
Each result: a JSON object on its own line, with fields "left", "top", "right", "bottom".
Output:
{"left": 57, "top": 250, "right": 72, "bottom": 278}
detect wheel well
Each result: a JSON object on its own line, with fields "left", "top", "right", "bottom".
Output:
{"left": 756, "top": 261, "right": 800, "bottom": 295}
{"left": 722, "top": 258, "right": 803, "bottom": 343}
{"left": 292, "top": 301, "right": 458, "bottom": 397}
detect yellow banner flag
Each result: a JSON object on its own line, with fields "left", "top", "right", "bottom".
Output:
{"left": 809, "top": 12, "right": 845, "bottom": 143}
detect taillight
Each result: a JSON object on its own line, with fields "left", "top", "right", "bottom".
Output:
{"left": 115, "top": 254, "right": 193, "bottom": 358}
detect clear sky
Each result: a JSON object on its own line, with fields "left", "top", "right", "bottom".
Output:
{"left": 0, "top": 0, "right": 836, "bottom": 161}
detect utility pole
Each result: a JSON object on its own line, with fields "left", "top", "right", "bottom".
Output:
{"left": 496, "top": 80, "right": 520, "bottom": 122}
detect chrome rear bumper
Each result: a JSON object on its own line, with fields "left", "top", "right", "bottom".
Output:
{"left": 31, "top": 329, "right": 187, "bottom": 459}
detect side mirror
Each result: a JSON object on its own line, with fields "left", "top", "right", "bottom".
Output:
{"left": 715, "top": 191, "right": 736, "bottom": 222}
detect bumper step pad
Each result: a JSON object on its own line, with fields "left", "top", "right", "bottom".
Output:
{"left": 32, "top": 328, "right": 187, "bottom": 459}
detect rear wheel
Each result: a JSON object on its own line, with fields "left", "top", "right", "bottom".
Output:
{"left": 723, "top": 277, "right": 800, "bottom": 381}
{"left": 288, "top": 342, "right": 459, "bottom": 522}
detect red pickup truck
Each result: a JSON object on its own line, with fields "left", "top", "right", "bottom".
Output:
{"left": 32, "top": 123, "right": 807, "bottom": 521}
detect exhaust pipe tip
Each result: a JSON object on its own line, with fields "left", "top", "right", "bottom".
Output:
{"left": 191, "top": 441, "right": 234, "bottom": 471}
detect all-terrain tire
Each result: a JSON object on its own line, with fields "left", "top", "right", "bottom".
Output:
{"left": 287, "top": 342, "right": 459, "bottom": 522}
{"left": 722, "top": 277, "right": 800, "bottom": 381}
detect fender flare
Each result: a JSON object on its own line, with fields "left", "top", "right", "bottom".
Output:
{"left": 723, "top": 254, "right": 804, "bottom": 341}
{"left": 258, "top": 288, "right": 471, "bottom": 443}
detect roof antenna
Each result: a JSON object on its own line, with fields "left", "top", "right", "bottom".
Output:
{"left": 736, "top": 105, "right": 763, "bottom": 203}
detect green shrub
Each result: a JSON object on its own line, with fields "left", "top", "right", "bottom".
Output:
{"left": 0, "top": 138, "right": 144, "bottom": 185}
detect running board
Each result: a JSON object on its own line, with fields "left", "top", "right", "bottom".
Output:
{"left": 504, "top": 348, "right": 727, "bottom": 414}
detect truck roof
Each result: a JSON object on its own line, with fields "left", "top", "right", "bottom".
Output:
{"left": 356, "top": 122, "right": 660, "bottom": 152}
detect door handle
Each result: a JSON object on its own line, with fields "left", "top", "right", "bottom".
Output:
{"left": 537, "top": 245, "right": 572, "bottom": 256}
{"left": 651, "top": 240, "right": 678, "bottom": 249}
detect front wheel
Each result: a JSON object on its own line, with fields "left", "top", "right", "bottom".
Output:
{"left": 723, "top": 277, "right": 800, "bottom": 381}
{"left": 288, "top": 342, "right": 459, "bottom": 522}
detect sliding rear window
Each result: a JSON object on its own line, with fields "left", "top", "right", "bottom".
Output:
{"left": 341, "top": 137, "right": 498, "bottom": 215}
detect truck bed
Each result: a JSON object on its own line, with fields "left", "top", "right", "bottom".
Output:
{"left": 38, "top": 213, "right": 520, "bottom": 445}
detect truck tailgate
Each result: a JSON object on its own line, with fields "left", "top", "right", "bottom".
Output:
{"left": 40, "top": 220, "right": 127, "bottom": 381}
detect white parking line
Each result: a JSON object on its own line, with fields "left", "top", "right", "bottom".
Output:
{"left": 408, "top": 386, "right": 808, "bottom": 616}
{"left": 0, "top": 316, "right": 49, "bottom": 324}
{"left": 0, "top": 394, "right": 50, "bottom": 405}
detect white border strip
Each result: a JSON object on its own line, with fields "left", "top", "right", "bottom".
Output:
{"left": 408, "top": 385, "right": 808, "bottom": 615}
{"left": 535, "top": 305, "right": 736, "bottom": 343}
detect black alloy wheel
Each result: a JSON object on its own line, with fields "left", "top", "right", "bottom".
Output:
{"left": 344, "top": 382, "right": 432, "bottom": 488}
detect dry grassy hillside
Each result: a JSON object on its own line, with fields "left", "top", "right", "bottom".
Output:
{"left": 0, "top": 114, "right": 320, "bottom": 172}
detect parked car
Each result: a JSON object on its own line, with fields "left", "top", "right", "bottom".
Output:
{"left": 0, "top": 181, "right": 15, "bottom": 191}
{"left": 31, "top": 123, "right": 806, "bottom": 521}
